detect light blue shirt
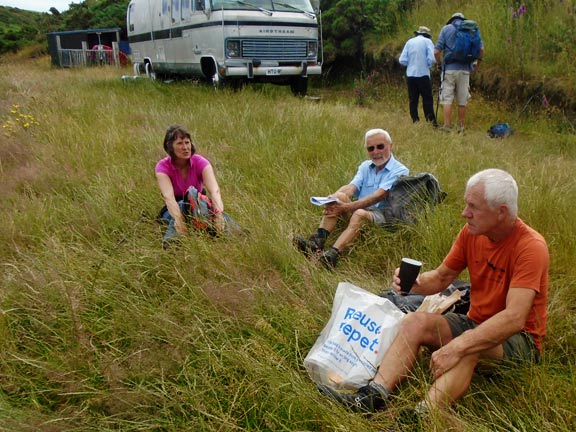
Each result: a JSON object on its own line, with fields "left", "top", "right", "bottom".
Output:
{"left": 350, "top": 154, "right": 409, "bottom": 211}
{"left": 399, "top": 35, "right": 436, "bottom": 78}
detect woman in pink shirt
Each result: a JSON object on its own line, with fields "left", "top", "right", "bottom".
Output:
{"left": 155, "top": 125, "right": 225, "bottom": 244}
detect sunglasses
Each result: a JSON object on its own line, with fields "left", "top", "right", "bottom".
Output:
{"left": 367, "top": 143, "right": 386, "bottom": 152}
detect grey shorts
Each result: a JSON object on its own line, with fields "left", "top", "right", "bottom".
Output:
{"left": 443, "top": 313, "right": 540, "bottom": 364}
{"left": 367, "top": 206, "right": 387, "bottom": 227}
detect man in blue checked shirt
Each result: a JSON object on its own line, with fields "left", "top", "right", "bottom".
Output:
{"left": 399, "top": 26, "right": 438, "bottom": 126}
{"left": 295, "top": 129, "right": 409, "bottom": 269}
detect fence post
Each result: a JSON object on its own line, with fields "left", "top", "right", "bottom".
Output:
{"left": 112, "top": 41, "right": 120, "bottom": 68}
{"left": 56, "top": 35, "right": 62, "bottom": 67}
{"left": 82, "top": 41, "right": 88, "bottom": 67}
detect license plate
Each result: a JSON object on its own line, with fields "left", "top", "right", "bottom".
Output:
{"left": 266, "top": 68, "right": 281, "bottom": 76}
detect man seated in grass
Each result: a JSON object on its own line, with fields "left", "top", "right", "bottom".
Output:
{"left": 294, "top": 128, "right": 409, "bottom": 269}
{"left": 318, "top": 169, "right": 549, "bottom": 421}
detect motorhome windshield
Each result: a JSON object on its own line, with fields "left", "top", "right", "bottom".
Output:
{"left": 212, "top": 0, "right": 314, "bottom": 13}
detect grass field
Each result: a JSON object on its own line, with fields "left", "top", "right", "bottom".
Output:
{"left": 0, "top": 58, "right": 575, "bottom": 431}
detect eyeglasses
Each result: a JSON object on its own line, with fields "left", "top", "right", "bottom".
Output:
{"left": 367, "top": 143, "right": 386, "bottom": 152}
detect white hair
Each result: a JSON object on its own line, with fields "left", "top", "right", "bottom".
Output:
{"left": 364, "top": 128, "right": 392, "bottom": 146}
{"left": 467, "top": 169, "right": 518, "bottom": 218}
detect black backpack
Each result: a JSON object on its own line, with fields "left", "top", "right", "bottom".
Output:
{"left": 382, "top": 173, "right": 447, "bottom": 229}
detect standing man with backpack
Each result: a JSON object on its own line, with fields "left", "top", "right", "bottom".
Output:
{"left": 399, "top": 26, "right": 438, "bottom": 126}
{"left": 435, "top": 12, "right": 484, "bottom": 134}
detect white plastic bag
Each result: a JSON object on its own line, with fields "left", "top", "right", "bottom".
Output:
{"left": 304, "top": 282, "right": 405, "bottom": 390}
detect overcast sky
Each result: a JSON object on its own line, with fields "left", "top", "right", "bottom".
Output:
{"left": 0, "top": 0, "right": 76, "bottom": 13}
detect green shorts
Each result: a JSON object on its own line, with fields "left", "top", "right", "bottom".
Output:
{"left": 443, "top": 313, "right": 540, "bottom": 364}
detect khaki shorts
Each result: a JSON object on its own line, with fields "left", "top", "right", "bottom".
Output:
{"left": 440, "top": 70, "right": 471, "bottom": 106}
{"left": 443, "top": 313, "right": 540, "bottom": 364}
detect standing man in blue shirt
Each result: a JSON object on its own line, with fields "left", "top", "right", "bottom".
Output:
{"left": 295, "top": 129, "right": 409, "bottom": 269}
{"left": 435, "top": 12, "right": 484, "bottom": 133}
{"left": 399, "top": 26, "right": 437, "bottom": 126}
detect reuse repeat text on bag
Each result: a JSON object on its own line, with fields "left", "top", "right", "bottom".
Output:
{"left": 304, "top": 282, "right": 405, "bottom": 390}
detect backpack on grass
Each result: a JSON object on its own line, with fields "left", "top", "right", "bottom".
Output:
{"left": 382, "top": 173, "right": 447, "bottom": 229}
{"left": 487, "top": 122, "right": 513, "bottom": 139}
{"left": 183, "top": 186, "right": 243, "bottom": 236}
{"left": 183, "top": 186, "right": 213, "bottom": 230}
{"left": 446, "top": 20, "right": 481, "bottom": 65}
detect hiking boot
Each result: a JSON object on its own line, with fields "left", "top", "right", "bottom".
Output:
{"left": 319, "top": 247, "right": 339, "bottom": 269}
{"left": 294, "top": 235, "right": 324, "bottom": 256}
{"left": 317, "top": 382, "right": 388, "bottom": 413}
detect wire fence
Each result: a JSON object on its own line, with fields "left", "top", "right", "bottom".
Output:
{"left": 57, "top": 48, "right": 128, "bottom": 68}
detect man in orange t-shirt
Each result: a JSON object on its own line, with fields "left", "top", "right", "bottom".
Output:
{"left": 319, "top": 168, "right": 549, "bottom": 417}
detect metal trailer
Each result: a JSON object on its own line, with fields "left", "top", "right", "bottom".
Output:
{"left": 127, "top": 0, "right": 322, "bottom": 95}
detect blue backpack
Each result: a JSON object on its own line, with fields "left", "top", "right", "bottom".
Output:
{"left": 487, "top": 123, "right": 513, "bottom": 139}
{"left": 446, "top": 20, "right": 481, "bottom": 65}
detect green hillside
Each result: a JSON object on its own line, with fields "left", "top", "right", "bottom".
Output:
{"left": 1, "top": 56, "right": 574, "bottom": 431}
{"left": 2, "top": 0, "right": 575, "bottom": 114}
{"left": 0, "top": 0, "right": 129, "bottom": 56}
{"left": 0, "top": 6, "right": 58, "bottom": 54}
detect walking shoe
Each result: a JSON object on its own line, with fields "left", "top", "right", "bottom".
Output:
{"left": 438, "top": 125, "right": 452, "bottom": 133}
{"left": 319, "top": 247, "right": 339, "bottom": 269}
{"left": 457, "top": 124, "right": 465, "bottom": 134}
{"left": 317, "top": 381, "right": 388, "bottom": 413}
{"left": 294, "top": 235, "right": 324, "bottom": 256}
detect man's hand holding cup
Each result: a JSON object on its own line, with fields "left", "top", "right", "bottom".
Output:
{"left": 393, "top": 258, "right": 422, "bottom": 294}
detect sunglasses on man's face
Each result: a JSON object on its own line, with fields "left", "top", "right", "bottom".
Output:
{"left": 367, "top": 143, "right": 386, "bottom": 152}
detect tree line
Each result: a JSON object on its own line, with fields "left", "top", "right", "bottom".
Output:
{"left": 0, "top": 0, "right": 130, "bottom": 56}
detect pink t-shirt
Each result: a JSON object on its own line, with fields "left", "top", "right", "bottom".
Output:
{"left": 155, "top": 154, "right": 210, "bottom": 199}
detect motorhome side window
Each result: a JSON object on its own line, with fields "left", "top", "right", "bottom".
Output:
{"left": 171, "top": 0, "right": 179, "bottom": 22}
{"left": 182, "top": 0, "right": 191, "bottom": 19}
{"left": 162, "top": 0, "right": 169, "bottom": 15}
{"left": 128, "top": 3, "right": 135, "bottom": 32}
{"left": 195, "top": 0, "right": 204, "bottom": 12}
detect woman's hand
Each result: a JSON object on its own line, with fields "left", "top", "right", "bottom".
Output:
{"left": 174, "top": 217, "right": 188, "bottom": 235}
{"left": 213, "top": 212, "right": 225, "bottom": 233}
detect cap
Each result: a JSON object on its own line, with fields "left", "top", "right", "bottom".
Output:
{"left": 447, "top": 12, "right": 465, "bottom": 24}
{"left": 414, "top": 26, "right": 431, "bottom": 37}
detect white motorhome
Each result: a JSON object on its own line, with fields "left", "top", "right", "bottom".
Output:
{"left": 127, "top": 0, "right": 322, "bottom": 95}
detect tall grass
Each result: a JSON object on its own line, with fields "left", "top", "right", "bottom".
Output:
{"left": 0, "top": 57, "right": 575, "bottom": 431}
{"left": 387, "top": 0, "right": 576, "bottom": 107}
